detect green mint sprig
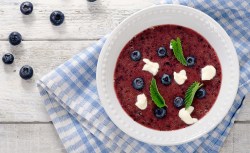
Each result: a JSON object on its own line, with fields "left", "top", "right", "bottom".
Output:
{"left": 185, "top": 82, "right": 203, "bottom": 109}
{"left": 150, "top": 78, "right": 167, "bottom": 108}
{"left": 171, "top": 37, "right": 187, "bottom": 66}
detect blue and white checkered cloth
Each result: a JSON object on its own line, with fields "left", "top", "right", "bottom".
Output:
{"left": 37, "top": 0, "right": 250, "bottom": 152}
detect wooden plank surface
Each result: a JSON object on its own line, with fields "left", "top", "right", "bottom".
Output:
{"left": 0, "top": 0, "right": 154, "bottom": 40}
{"left": 0, "top": 123, "right": 249, "bottom": 153}
{"left": 0, "top": 123, "right": 66, "bottom": 153}
{"left": 219, "top": 123, "right": 250, "bottom": 153}
{"left": 0, "top": 41, "right": 94, "bottom": 122}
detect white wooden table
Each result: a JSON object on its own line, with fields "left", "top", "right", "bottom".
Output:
{"left": 0, "top": 0, "right": 249, "bottom": 152}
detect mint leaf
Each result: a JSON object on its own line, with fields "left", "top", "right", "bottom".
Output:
{"left": 150, "top": 78, "right": 166, "bottom": 108}
{"left": 171, "top": 37, "right": 187, "bottom": 66}
{"left": 185, "top": 82, "right": 203, "bottom": 109}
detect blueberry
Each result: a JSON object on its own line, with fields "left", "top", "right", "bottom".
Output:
{"left": 87, "top": 0, "right": 96, "bottom": 2}
{"left": 154, "top": 107, "right": 167, "bottom": 119}
{"left": 19, "top": 65, "right": 33, "bottom": 80}
{"left": 195, "top": 88, "right": 206, "bottom": 99}
{"left": 161, "top": 74, "right": 171, "bottom": 85}
{"left": 2, "top": 53, "right": 14, "bottom": 64}
{"left": 9, "top": 32, "right": 22, "bottom": 46}
{"left": 20, "top": 1, "right": 33, "bottom": 15}
{"left": 50, "top": 11, "right": 65, "bottom": 26}
{"left": 130, "top": 50, "right": 141, "bottom": 61}
{"left": 132, "top": 78, "right": 144, "bottom": 90}
{"left": 186, "top": 56, "right": 196, "bottom": 67}
{"left": 174, "top": 97, "right": 184, "bottom": 108}
{"left": 157, "top": 47, "right": 167, "bottom": 57}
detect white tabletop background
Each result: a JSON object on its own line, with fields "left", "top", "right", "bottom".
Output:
{"left": 0, "top": 0, "right": 249, "bottom": 152}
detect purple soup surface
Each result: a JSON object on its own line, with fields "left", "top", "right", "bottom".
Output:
{"left": 114, "top": 25, "right": 222, "bottom": 131}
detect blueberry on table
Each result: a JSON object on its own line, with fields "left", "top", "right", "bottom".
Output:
{"left": 195, "top": 88, "right": 206, "bottom": 99}
{"left": 132, "top": 77, "right": 144, "bottom": 90}
{"left": 174, "top": 97, "right": 184, "bottom": 108}
{"left": 157, "top": 47, "right": 167, "bottom": 57}
{"left": 9, "top": 32, "right": 22, "bottom": 46}
{"left": 130, "top": 50, "right": 141, "bottom": 61}
{"left": 87, "top": 0, "right": 96, "bottom": 2}
{"left": 186, "top": 56, "right": 196, "bottom": 67}
{"left": 20, "top": 1, "right": 33, "bottom": 15}
{"left": 50, "top": 11, "right": 65, "bottom": 26}
{"left": 19, "top": 65, "right": 33, "bottom": 80}
{"left": 154, "top": 107, "right": 167, "bottom": 119}
{"left": 161, "top": 74, "right": 171, "bottom": 85}
{"left": 2, "top": 53, "right": 14, "bottom": 64}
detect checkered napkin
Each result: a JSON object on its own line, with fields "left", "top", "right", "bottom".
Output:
{"left": 37, "top": 0, "right": 250, "bottom": 152}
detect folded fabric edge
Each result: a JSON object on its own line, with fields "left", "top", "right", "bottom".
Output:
{"left": 37, "top": 81, "right": 121, "bottom": 152}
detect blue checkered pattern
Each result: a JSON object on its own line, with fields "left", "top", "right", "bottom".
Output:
{"left": 37, "top": 0, "right": 250, "bottom": 152}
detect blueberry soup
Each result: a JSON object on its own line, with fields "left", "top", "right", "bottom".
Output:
{"left": 114, "top": 25, "right": 222, "bottom": 131}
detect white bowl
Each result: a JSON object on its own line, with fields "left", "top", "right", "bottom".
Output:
{"left": 96, "top": 4, "right": 239, "bottom": 146}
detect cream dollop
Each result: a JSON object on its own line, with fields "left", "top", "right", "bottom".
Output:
{"left": 201, "top": 65, "right": 216, "bottom": 80}
{"left": 142, "top": 58, "right": 159, "bottom": 76}
{"left": 174, "top": 70, "right": 187, "bottom": 85}
{"left": 178, "top": 106, "right": 198, "bottom": 125}
{"left": 135, "top": 94, "right": 147, "bottom": 110}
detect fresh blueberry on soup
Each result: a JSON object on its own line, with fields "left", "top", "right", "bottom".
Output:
{"left": 195, "top": 88, "right": 206, "bottom": 99}
{"left": 154, "top": 107, "right": 167, "bottom": 119}
{"left": 132, "top": 77, "right": 144, "bottom": 90}
{"left": 186, "top": 56, "right": 196, "bottom": 67}
{"left": 114, "top": 25, "right": 222, "bottom": 131}
{"left": 174, "top": 97, "right": 184, "bottom": 108}
{"left": 161, "top": 74, "right": 171, "bottom": 85}
{"left": 130, "top": 50, "right": 142, "bottom": 61}
{"left": 157, "top": 47, "right": 167, "bottom": 57}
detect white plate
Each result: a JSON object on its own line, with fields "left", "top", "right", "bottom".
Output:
{"left": 96, "top": 4, "right": 239, "bottom": 146}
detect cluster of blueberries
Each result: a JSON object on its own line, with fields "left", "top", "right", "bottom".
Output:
{"left": 130, "top": 47, "right": 206, "bottom": 118}
{"left": 2, "top": 0, "right": 96, "bottom": 80}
